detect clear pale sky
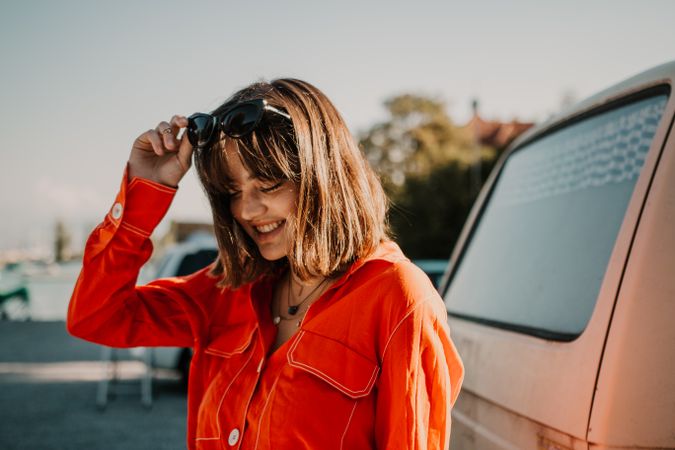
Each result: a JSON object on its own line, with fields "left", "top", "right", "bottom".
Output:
{"left": 1, "top": 0, "right": 674, "bottom": 254}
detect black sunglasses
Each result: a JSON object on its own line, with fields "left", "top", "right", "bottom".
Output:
{"left": 186, "top": 99, "right": 291, "bottom": 149}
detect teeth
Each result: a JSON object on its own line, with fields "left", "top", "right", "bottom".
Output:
{"left": 255, "top": 220, "right": 284, "bottom": 233}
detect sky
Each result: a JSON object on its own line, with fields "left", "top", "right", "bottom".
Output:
{"left": 1, "top": 0, "right": 674, "bottom": 255}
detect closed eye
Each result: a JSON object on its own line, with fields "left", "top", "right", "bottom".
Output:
{"left": 260, "top": 181, "right": 284, "bottom": 193}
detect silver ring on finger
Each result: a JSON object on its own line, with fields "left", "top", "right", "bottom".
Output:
{"left": 161, "top": 127, "right": 173, "bottom": 135}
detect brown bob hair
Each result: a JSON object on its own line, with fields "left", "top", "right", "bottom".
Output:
{"left": 194, "top": 78, "right": 389, "bottom": 288}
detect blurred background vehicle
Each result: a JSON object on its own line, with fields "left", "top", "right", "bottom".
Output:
{"left": 130, "top": 232, "right": 218, "bottom": 385}
{"left": 0, "top": 263, "right": 30, "bottom": 321}
{"left": 443, "top": 61, "right": 675, "bottom": 449}
{"left": 412, "top": 259, "right": 448, "bottom": 288}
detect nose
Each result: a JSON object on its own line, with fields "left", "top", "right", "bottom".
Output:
{"left": 237, "top": 190, "right": 267, "bottom": 221}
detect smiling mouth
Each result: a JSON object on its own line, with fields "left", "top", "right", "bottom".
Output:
{"left": 254, "top": 220, "right": 285, "bottom": 234}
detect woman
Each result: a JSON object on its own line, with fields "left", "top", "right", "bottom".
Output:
{"left": 68, "top": 78, "right": 464, "bottom": 449}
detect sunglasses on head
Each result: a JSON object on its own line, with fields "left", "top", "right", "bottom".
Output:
{"left": 187, "top": 99, "right": 291, "bottom": 149}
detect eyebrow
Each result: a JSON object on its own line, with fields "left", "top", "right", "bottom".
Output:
{"left": 226, "top": 174, "right": 261, "bottom": 185}
{"left": 224, "top": 173, "right": 281, "bottom": 190}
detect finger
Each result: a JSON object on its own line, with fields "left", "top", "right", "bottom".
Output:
{"left": 132, "top": 129, "right": 155, "bottom": 153}
{"left": 146, "top": 130, "right": 167, "bottom": 156}
{"left": 176, "top": 127, "right": 194, "bottom": 170}
{"left": 169, "top": 115, "right": 188, "bottom": 143}
{"left": 156, "top": 121, "right": 176, "bottom": 151}
{"left": 170, "top": 114, "right": 188, "bottom": 129}
{"left": 170, "top": 114, "right": 188, "bottom": 141}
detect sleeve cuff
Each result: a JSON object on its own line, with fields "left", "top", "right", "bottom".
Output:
{"left": 106, "top": 164, "right": 177, "bottom": 238}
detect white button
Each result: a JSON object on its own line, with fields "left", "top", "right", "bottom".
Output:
{"left": 111, "top": 202, "right": 123, "bottom": 220}
{"left": 227, "top": 428, "right": 240, "bottom": 446}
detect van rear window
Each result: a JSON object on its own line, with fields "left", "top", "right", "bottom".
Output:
{"left": 444, "top": 94, "right": 668, "bottom": 340}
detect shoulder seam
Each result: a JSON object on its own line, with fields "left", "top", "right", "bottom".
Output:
{"left": 380, "top": 293, "right": 436, "bottom": 359}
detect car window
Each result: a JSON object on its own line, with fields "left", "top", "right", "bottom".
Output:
{"left": 444, "top": 94, "right": 668, "bottom": 340}
{"left": 175, "top": 250, "right": 219, "bottom": 277}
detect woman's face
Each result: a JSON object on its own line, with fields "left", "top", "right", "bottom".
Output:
{"left": 224, "top": 142, "right": 297, "bottom": 261}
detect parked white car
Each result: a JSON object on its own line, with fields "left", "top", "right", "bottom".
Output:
{"left": 132, "top": 232, "right": 218, "bottom": 383}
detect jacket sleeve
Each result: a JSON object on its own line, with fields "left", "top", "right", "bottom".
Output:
{"left": 374, "top": 296, "right": 465, "bottom": 450}
{"left": 67, "top": 167, "right": 216, "bottom": 349}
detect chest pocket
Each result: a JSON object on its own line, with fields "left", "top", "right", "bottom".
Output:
{"left": 287, "top": 329, "right": 379, "bottom": 398}
{"left": 203, "top": 322, "right": 256, "bottom": 358}
{"left": 256, "top": 330, "right": 380, "bottom": 448}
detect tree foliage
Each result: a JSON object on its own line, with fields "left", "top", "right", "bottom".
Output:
{"left": 390, "top": 158, "right": 497, "bottom": 259}
{"left": 359, "top": 94, "right": 498, "bottom": 259}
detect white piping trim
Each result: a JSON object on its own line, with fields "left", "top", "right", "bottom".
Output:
{"left": 195, "top": 348, "right": 255, "bottom": 441}
{"left": 129, "top": 177, "right": 177, "bottom": 194}
{"left": 287, "top": 331, "right": 379, "bottom": 398}
{"left": 204, "top": 328, "right": 256, "bottom": 357}
{"left": 380, "top": 295, "right": 435, "bottom": 360}
{"left": 253, "top": 373, "right": 281, "bottom": 450}
{"left": 119, "top": 221, "right": 150, "bottom": 238}
{"left": 339, "top": 400, "right": 359, "bottom": 450}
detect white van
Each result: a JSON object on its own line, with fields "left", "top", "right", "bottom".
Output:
{"left": 442, "top": 61, "right": 675, "bottom": 449}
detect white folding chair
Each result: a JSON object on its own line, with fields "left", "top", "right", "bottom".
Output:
{"left": 96, "top": 346, "right": 153, "bottom": 409}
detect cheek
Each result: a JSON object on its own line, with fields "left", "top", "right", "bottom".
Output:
{"left": 282, "top": 186, "right": 299, "bottom": 216}
{"left": 284, "top": 199, "right": 297, "bottom": 217}
{"left": 229, "top": 198, "right": 242, "bottom": 221}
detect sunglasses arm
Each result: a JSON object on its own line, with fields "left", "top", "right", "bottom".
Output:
{"left": 264, "top": 104, "right": 291, "bottom": 120}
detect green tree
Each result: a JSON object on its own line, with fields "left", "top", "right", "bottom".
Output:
{"left": 391, "top": 156, "right": 498, "bottom": 259}
{"left": 359, "top": 94, "right": 497, "bottom": 259}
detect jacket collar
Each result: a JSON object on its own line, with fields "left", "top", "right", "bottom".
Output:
{"left": 253, "top": 240, "right": 407, "bottom": 298}
{"left": 325, "top": 240, "right": 408, "bottom": 293}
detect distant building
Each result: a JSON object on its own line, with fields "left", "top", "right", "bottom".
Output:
{"left": 464, "top": 99, "right": 533, "bottom": 151}
{"left": 460, "top": 100, "right": 534, "bottom": 195}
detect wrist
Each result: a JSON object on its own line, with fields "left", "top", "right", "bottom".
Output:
{"left": 156, "top": 177, "right": 180, "bottom": 189}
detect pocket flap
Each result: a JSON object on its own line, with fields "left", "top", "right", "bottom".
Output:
{"left": 204, "top": 323, "right": 256, "bottom": 357}
{"left": 287, "top": 330, "right": 379, "bottom": 398}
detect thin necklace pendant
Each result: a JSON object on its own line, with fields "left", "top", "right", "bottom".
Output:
{"left": 272, "top": 315, "right": 302, "bottom": 328}
{"left": 286, "top": 276, "right": 328, "bottom": 317}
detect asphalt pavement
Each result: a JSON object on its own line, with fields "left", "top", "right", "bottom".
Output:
{"left": 0, "top": 321, "right": 188, "bottom": 450}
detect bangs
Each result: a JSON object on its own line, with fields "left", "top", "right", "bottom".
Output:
{"left": 196, "top": 117, "right": 299, "bottom": 195}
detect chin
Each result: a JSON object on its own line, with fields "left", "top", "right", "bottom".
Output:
{"left": 258, "top": 246, "right": 288, "bottom": 261}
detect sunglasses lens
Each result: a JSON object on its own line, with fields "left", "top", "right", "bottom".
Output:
{"left": 187, "top": 114, "right": 215, "bottom": 147}
{"left": 221, "top": 102, "right": 263, "bottom": 138}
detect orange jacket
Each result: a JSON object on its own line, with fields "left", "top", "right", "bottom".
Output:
{"left": 67, "top": 170, "right": 464, "bottom": 450}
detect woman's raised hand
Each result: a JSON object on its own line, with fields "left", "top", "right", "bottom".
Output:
{"left": 128, "top": 115, "right": 194, "bottom": 188}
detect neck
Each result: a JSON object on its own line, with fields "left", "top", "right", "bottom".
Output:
{"left": 270, "top": 270, "right": 333, "bottom": 324}
{"left": 289, "top": 272, "right": 325, "bottom": 295}
{"left": 285, "top": 271, "right": 330, "bottom": 310}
